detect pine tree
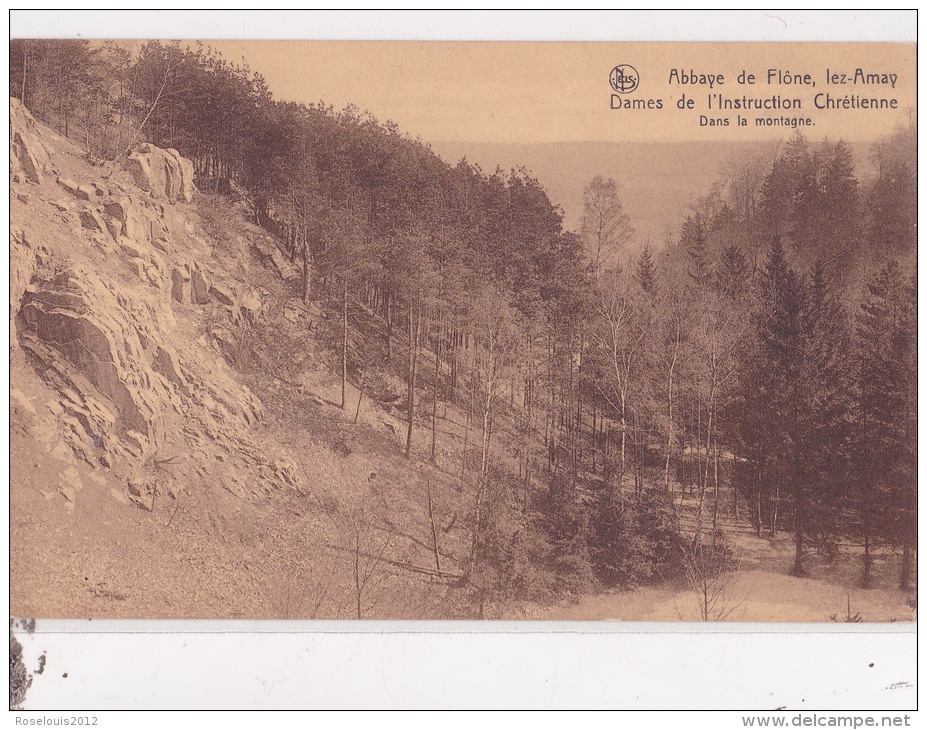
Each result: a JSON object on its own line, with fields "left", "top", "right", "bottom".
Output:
{"left": 635, "top": 242, "right": 657, "bottom": 295}
{"left": 681, "top": 213, "right": 712, "bottom": 290}
{"left": 716, "top": 243, "right": 749, "bottom": 302}
{"left": 867, "top": 157, "right": 916, "bottom": 263}
{"left": 800, "top": 262, "right": 853, "bottom": 554}
{"left": 739, "top": 238, "right": 810, "bottom": 573}
{"left": 853, "top": 261, "right": 916, "bottom": 587}
{"left": 815, "top": 140, "right": 860, "bottom": 277}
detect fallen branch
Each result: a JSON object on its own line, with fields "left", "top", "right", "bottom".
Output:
{"left": 386, "top": 557, "right": 460, "bottom": 581}
{"left": 325, "top": 542, "right": 461, "bottom": 581}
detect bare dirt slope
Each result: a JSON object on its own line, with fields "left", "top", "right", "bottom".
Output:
{"left": 9, "top": 98, "right": 472, "bottom": 620}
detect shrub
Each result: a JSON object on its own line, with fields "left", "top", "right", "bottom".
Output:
{"left": 589, "top": 490, "right": 683, "bottom": 587}
{"left": 679, "top": 529, "right": 741, "bottom": 621}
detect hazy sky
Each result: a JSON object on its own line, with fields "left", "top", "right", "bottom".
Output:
{"left": 199, "top": 41, "right": 914, "bottom": 145}
{"left": 10, "top": 10, "right": 916, "bottom": 146}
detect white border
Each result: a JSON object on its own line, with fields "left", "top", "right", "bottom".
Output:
{"left": 7, "top": 9, "right": 919, "bottom": 43}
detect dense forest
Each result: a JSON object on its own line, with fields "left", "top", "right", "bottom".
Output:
{"left": 10, "top": 39, "right": 916, "bottom": 604}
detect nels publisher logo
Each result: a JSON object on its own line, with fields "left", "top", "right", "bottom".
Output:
{"left": 609, "top": 64, "right": 662, "bottom": 110}
{"left": 609, "top": 64, "right": 639, "bottom": 94}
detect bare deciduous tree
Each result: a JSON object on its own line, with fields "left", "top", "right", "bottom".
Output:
{"left": 581, "top": 176, "right": 633, "bottom": 279}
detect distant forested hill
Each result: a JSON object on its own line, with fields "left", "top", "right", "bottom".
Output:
{"left": 429, "top": 140, "right": 880, "bottom": 245}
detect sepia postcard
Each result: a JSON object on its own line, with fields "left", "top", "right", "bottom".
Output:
{"left": 7, "top": 11, "right": 917, "bottom": 711}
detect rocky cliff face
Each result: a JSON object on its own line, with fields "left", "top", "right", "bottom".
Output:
{"left": 9, "top": 98, "right": 302, "bottom": 510}
{"left": 9, "top": 98, "right": 465, "bottom": 623}
{"left": 126, "top": 143, "right": 195, "bottom": 204}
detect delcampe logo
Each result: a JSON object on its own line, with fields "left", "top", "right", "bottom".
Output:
{"left": 609, "top": 64, "right": 639, "bottom": 94}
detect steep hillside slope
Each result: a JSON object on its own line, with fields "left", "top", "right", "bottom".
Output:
{"left": 10, "top": 98, "right": 913, "bottom": 625}
{"left": 9, "top": 99, "right": 473, "bottom": 620}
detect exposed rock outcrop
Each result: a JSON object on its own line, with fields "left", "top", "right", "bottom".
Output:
{"left": 9, "top": 98, "right": 49, "bottom": 184}
{"left": 9, "top": 231, "right": 37, "bottom": 352}
{"left": 167, "top": 148, "right": 196, "bottom": 203}
{"left": 17, "top": 255, "right": 264, "bottom": 469}
{"left": 9, "top": 98, "right": 306, "bottom": 499}
{"left": 126, "top": 143, "right": 195, "bottom": 203}
{"left": 78, "top": 207, "right": 111, "bottom": 237}
{"left": 251, "top": 236, "right": 301, "bottom": 284}
{"left": 209, "top": 283, "right": 236, "bottom": 307}
{"left": 171, "top": 265, "right": 192, "bottom": 303}
{"left": 57, "top": 176, "right": 95, "bottom": 201}
{"left": 191, "top": 265, "right": 211, "bottom": 305}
